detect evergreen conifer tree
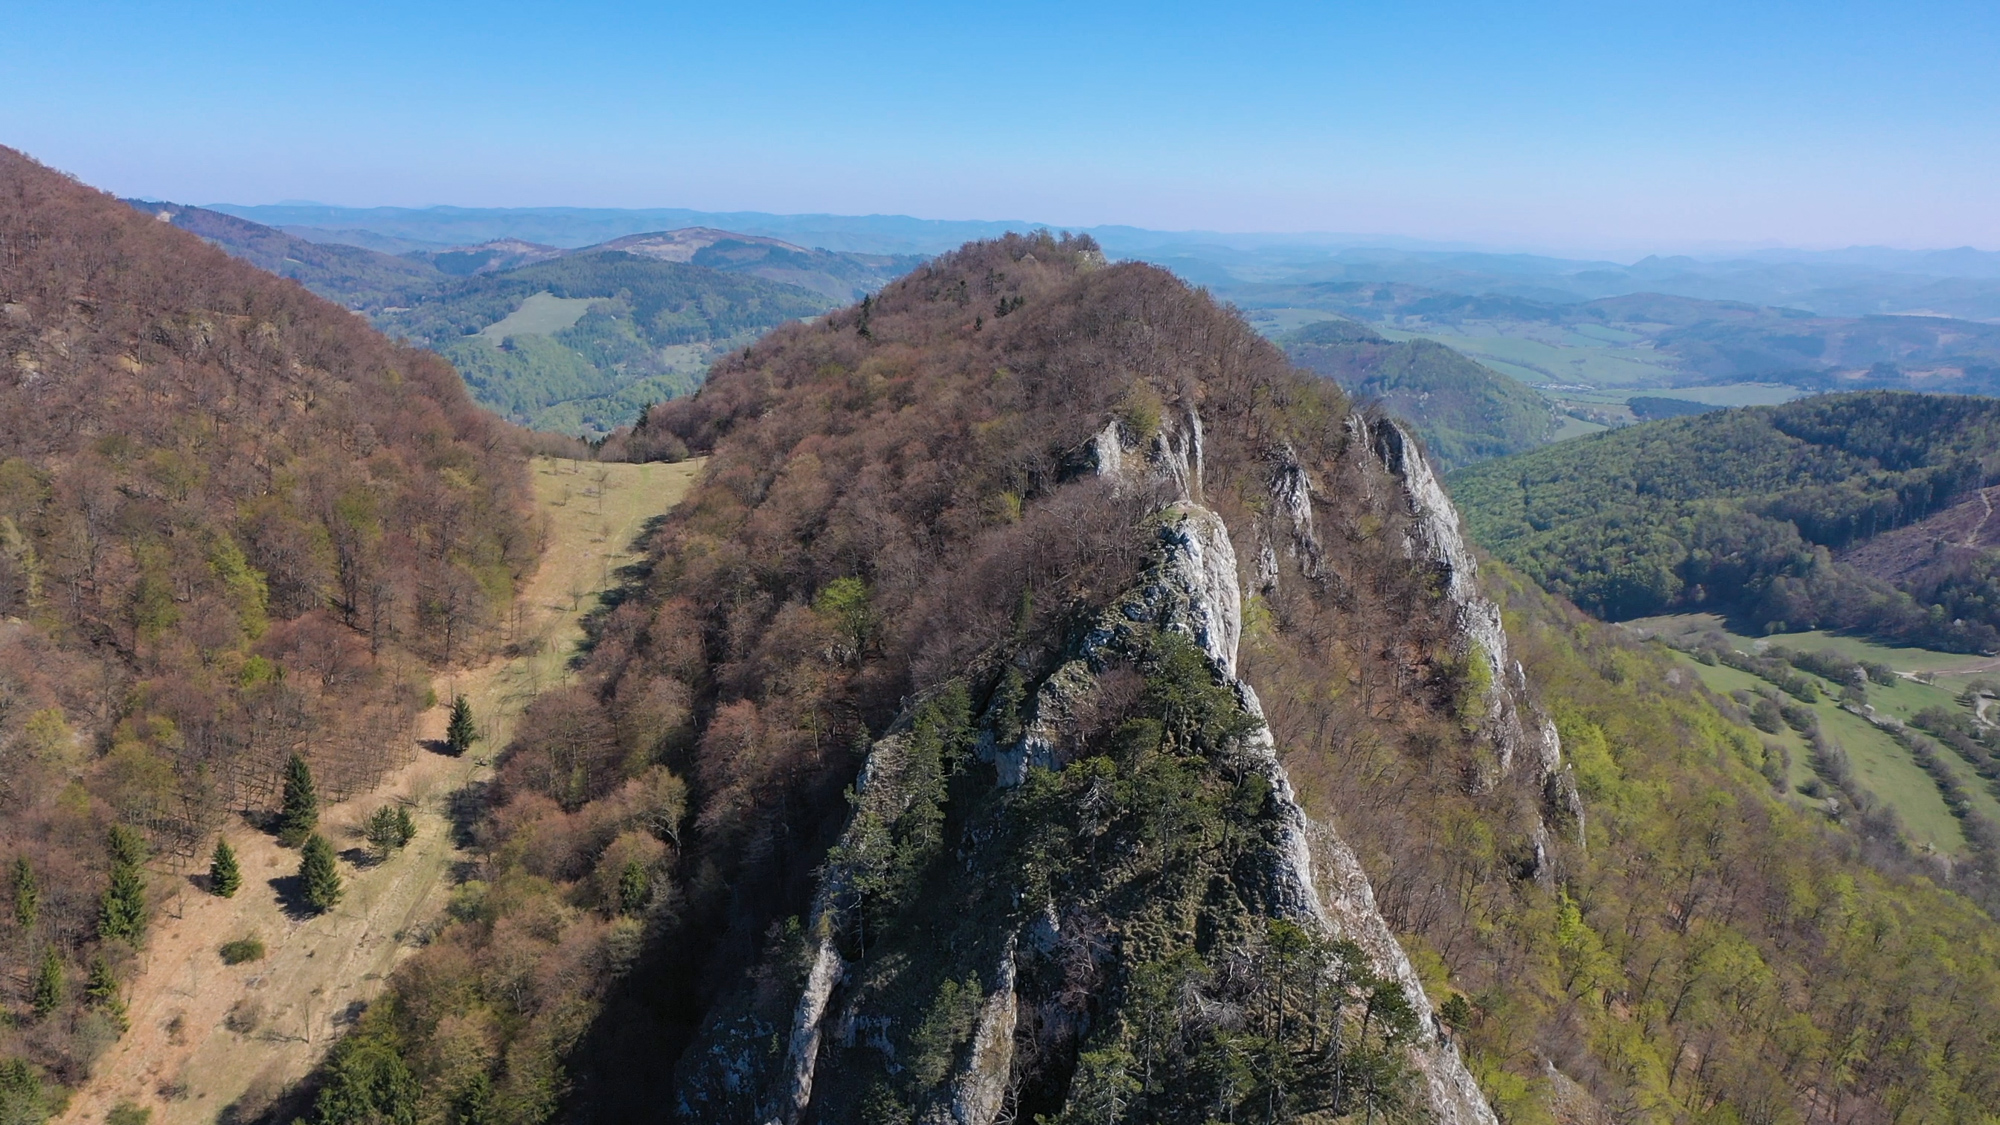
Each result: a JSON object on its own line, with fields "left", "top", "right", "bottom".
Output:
{"left": 85, "top": 954, "right": 127, "bottom": 1031}
{"left": 299, "top": 833, "right": 342, "bottom": 914}
{"left": 31, "top": 945, "right": 62, "bottom": 1017}
{"left": 98, "top": 827, "right": 147, "bottom": 944}
{"left": 445, "top": 695, "right": 476, "bottom": 756}
{"left": 364, "top": 806, "right": 408, "bottom": 858}
{"left": 394, "top": 805, "right": 417, "bottom": 846}
{"left": 279, "top": 753, "right": 319, "bottom": 847}
{"left": 209, "top": 838, "right": 241, "bottom": 898}
{"left": 11, "top": 856, "right": 36, "bottom": 930}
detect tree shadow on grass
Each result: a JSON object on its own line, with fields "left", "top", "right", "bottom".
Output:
{"left": 571, "top": 512, "right": 673, "bottom": 668}
{"left": 266, "top": 873, "right": 325, "bottom": 921}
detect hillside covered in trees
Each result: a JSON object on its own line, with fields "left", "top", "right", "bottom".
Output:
{"left": 1280, "top": 317, "right": 1556, "bottom": 469}
{"left": 283, "top": 235, "right": 2000, "bottom": 1125}
{"left": 0, "top": 145, "right": 532, "bottom": 1108}
{"left": 135, "top": 202, "right": 921, "bottom": 437}
{"left": 1450, "top": 392, "right": 2000, "bottom": 649}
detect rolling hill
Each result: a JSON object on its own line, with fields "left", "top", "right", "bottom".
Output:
{"left": 129, "top": 200, "right": 450, "bottom": 310}
{"left": 263, "top": 233, "right": 2000, "bottom": 1125}
{"left": 123, "top": 202, "right": 922, "bottom": 436}
{"left": 1448, "top": 391, "right": 2000, "bottom": 650}
{"left": 377, "top": 248, "right": 837, "bottom": 435}
{"left": 0, "top": 144, "right": 532, "bottom": 1114}
{"left": 1280, "top": 317, "right": 1556, "bottom": 469}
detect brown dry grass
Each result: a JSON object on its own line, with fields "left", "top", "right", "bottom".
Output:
{"left": 58, "top": 457, "right": 701, "bottom": 1125}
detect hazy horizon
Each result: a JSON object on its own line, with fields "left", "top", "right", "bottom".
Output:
{"left": 7, "top": 0, "right": 1995, "bottom": 256}
{"left": 143, "top": 198, "right": 1998, "bottom": 263}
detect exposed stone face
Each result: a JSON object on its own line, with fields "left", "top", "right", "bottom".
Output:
{"left": 1051, "top": 413, "right": 1499, "bottom": 1124}
{"left": 756, "top": 410, "right": 1518, "bottom": 1125}
{"left": 1367, "top": 418, "right": 1583, "bottom": 851}
{"left": 948, "top": 937, "right": 1019, "bottom": 1125}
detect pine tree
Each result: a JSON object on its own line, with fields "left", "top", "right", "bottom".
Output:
{"left": 394, "top": 805, "right": 417, "bottom": 846}
{"left": 11, "top": 856, "right": 36, "bottom": 930}
{"left": 99, "top": 862, "right": 147, "bottom": 943}
{"left": 445, "top": 696, "right": 476, "bottom": 757}
{"left": 31, "top": 945, "right": 63, "bottom": 1017}
{"left": 85, "top": 954, "right": 128, "bottom": 1032}
{"left": 364, "top": 806, "right": 410, "bottom": 858}
{"left": 209, "top": 838, "right": 241, "bottom": 898}
{"left": 98, "top": 827, "right": 147, "bottom": 944}
{"left": 299, "top": 833, "right": 342, "bottom": 914}
{"left": 279, "top": 753, "right": 319, "bottom": 847}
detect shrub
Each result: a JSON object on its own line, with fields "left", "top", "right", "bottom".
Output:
{"left": 220, "top": 938, "right": 266, "bottom": 965}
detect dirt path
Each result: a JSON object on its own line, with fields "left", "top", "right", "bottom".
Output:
{"left": 1962, "top": 486, "right": 1997, "bottom": 549}
{"left": 61, "top": 457, "right": 700, "bottom": 1125}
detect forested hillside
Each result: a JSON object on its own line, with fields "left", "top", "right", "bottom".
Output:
{"left": 1281, "top": 317, "right": 1555, "bottom": 468}
{"left": 378, "top": 249, "right": 833, "bottom": 435}
{"left": 127, "top": 201, "right": 450, "bottom": 310}
{"left": 286, "top": 235, "right": 2000, "bottom": 1125}
{"left": 1449, "top": 393, "right": 2000, "bottom": 649}
{"left": 123, "top": 202, "right": 918, "bottom": 437}
{"left": 0, "top": 146, "right": 532, "bottom": 1111}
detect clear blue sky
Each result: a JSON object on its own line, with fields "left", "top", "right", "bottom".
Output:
{"left": 3, "top": 0, "right": 1995, "bottom": 253}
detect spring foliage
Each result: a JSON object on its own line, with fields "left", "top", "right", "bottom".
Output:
{"left": 0, "top": 144, "right": 532, "bottom": 1092}
{"left": 296, "top": 236, "right": 2000, "bottom": 1125}
{"left": 1451, "top": 391, "right": 2000, "bottom": 648}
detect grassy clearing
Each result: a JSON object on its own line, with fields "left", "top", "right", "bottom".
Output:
{"left": 62, "top": 456, "right": 703, "bottom": 1125}
{"left": 1655, "top": 383, "right": 1804, "bottom": 407}
{"left": 1638, "top": 612, "right": 2000, "bottom": 853}
{"left": 1627, "top": 613, "right": 1996, "bottom": 675}
{"left": 1415, "top": 332, "right": 1679, "bottom": 387}
{"left": 1549, "top": 415, "right": 1610, "bottom": 442}
{"left": 477, "top": 291, "right": 597, "bottom": 343}
{"left": 1677, "top": 650, "right": 1968, "bottom": 852}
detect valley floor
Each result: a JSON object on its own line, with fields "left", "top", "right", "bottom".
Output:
{"left": 59, "top": 457, "right": 700, "bottom": 1125}
{"left": 1626, "top": 613, "right": 2000, "bottom": 855}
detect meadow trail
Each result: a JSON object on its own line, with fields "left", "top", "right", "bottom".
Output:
{"left": 59, "top": 458, "right": 700, "bottom": 1125}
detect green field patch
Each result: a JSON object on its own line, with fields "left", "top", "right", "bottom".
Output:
{"left": 1657, "top": 383, "right": 1805, "bottom": 407}
{"left": 478, "top": 291, "right": 598, "bottom": 343}
{"left": 1645, "top": 614, "right": 1991, "bottom": 853}
{"left": 1418, "top": 333, "right": 1679, "bottom": 387}
{"left": 1549, "top": 415, "right": 1609, "bottom": 442}
{"left": 1630, "top": 614, "right": 1997, "bottom": 676}
{"left": 1813, "top": 703, "right": 1967, "bottom": 853}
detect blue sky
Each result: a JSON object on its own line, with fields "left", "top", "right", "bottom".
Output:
{"left": 3, "top": 0, "right": 1995, "bottom": 253}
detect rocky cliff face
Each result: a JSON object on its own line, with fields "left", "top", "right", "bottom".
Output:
{"left": 1368, "top": 417, "right": 1585, "bottom": 852}
{"left": 713, "top": 412, "right": 1504, "bottom": 1125}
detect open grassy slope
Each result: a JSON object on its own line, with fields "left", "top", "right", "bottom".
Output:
{"left": 56, "top": 458, "right": 701, "bottom": 1125}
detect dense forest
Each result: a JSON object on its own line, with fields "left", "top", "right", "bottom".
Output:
{"left": 1280, "top": 317, "right": 1556, "bottom": 469}
{"left": 0, "top": 146, "right": 532, "bottom": 1108}
{"left": 279, "top": 235, "right": 2000, "bottom": 1125}
{"left": 1450, "top": 392, "right": 2000, "bottom": 649}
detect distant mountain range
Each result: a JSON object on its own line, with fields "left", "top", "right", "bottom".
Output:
{"left": 130, "top": 201, "right": 921, "bottom": 434}
{"left": 136, "top": 198, "right": 2000, "bottom": 460}
{"left": 202, "top": 202, "right": 2000, "bottom": 320}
